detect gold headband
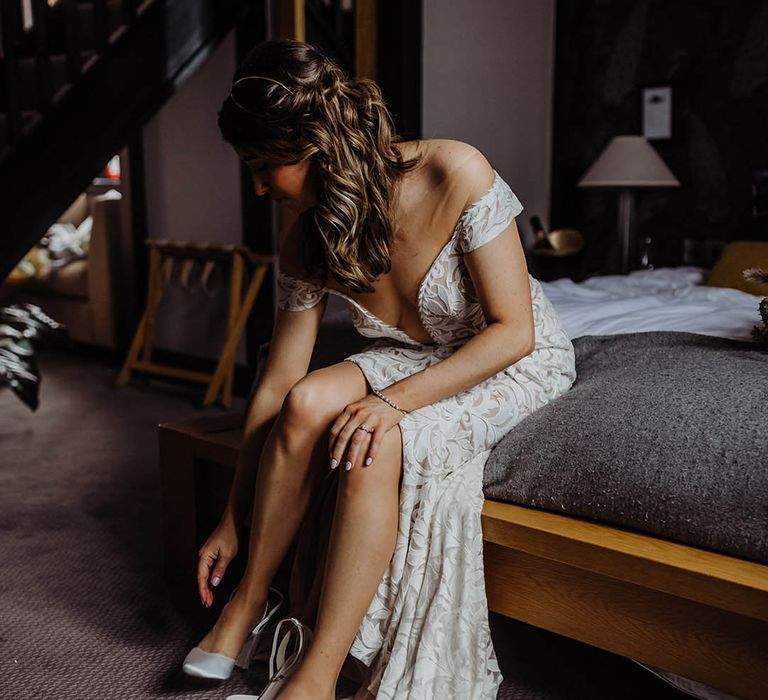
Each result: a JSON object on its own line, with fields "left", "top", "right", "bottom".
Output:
{"left": 229, "top": 75, "right": 294, "bottom": 114}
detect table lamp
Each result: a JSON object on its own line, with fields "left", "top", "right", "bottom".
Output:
{"left": 578, "top": 135, "right": 679, "bottom": 273}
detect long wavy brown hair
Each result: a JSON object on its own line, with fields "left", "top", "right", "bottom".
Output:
{"left": 217, "top": 39, "right": 421, "bottom": 293}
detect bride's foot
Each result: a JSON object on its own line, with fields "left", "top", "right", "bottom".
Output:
{"left": 274, "top": 669, "right": 333, "bottom": 700}
{"left": 197, "top": 589, "right": 267, "bottom": 661}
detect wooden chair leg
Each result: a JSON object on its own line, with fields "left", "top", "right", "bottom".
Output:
{"left": 117, "top": 242, "right": 165, "bottom": 387}
{"left": 141, "top": 244, "right": 164, "bottom": 363}
{"left": 116, "top": 310, "right": 148, "bottom": 386}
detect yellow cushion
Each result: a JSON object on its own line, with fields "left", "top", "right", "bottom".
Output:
{"left": 706, "top": 242, "right": 768, "bottom": 296}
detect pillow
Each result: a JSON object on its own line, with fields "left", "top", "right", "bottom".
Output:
{"left": 706, "top": 241, "right": 768, "bottom": 296}
{"left": 41, "top": 215, "right": 93, "bottom": 269}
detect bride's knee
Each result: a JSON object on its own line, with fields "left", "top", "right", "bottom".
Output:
{"left": 278, "top": 374, "right": 339, "bottom": 436}
{"left": 338, "top": 429, "right": 402, "bottom": 498}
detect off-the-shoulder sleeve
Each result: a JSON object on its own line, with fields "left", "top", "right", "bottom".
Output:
{"left": 456, "top": 172, "right": 524, "bottom": 254}
{"left": 276, "top": 270, "right": 327, "bottom": 311}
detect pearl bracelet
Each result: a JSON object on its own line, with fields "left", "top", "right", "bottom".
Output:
{"left": 372, "top": 388, "right": 408, "bottom": 414}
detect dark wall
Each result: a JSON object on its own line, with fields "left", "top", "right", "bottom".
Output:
{"left": 551, "top": 0, "right": 768, "bottom": 277}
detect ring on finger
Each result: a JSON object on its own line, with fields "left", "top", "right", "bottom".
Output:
{"left": 356, "top": 423, "right": 373, "bottom": 433}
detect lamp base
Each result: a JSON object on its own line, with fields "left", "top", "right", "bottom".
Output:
{"left": 617, "top": 188, "right": 634, "bottom": 275}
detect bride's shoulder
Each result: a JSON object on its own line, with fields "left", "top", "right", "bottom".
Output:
{"left": 409, "top": 139, "right": 497, "bottom": 208}
{"left": 422, "top": 138, "right": 482, "bottom": 165}
{"left": 397, "top": 138, "right": 481, "bottom": 170}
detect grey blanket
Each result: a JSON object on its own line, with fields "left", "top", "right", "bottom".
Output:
{"left": 483, "top": 332, "right": 768, "bottom": 564}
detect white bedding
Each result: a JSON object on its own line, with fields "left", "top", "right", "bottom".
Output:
{"left": 540, "top": 267, "right": 762, "bottom": 342}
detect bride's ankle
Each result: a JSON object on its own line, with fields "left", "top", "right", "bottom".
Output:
{"left": 281, "top": 671, "right": 335, "bottom": 699}
{"left": 230, "top": 579, "right": 269, "bottom": 607}
{"left": 221, "top": 588, "right": 272, "bottom": 631}
{"left": 198, "top": 598, "right": 260, "bottom": 652}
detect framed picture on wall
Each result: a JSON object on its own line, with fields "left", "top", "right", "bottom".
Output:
{"left": 642, "top": 85, "right": 673, "bottom": 140}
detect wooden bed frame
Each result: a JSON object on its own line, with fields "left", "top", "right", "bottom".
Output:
{"left": 158, "top": 413, "right": 768, "bottom": 700}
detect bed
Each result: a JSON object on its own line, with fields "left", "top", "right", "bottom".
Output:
{"left": 481, "top": 267, "right": 767, "bottom": 700}
{"left": 157, "top": 267, "right": 768, "bottom": 700}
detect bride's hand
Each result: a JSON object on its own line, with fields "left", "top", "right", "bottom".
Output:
{"left": 197, "top": 517, "right": 239, "bottom": 607}
{"left": 328, "top": 393, "right": 404, "bottom": 471}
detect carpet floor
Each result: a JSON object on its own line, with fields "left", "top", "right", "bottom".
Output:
{"left": 0, "top": 350, "right": 690, "bottom": 700}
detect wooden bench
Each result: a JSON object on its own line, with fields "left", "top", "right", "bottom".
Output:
{"left": 158, "top": 414, "right": 768, "bottom": 699}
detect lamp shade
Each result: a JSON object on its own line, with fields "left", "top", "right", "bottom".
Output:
{"left": 578, "top": 136, "right": 680, "bottom": 188}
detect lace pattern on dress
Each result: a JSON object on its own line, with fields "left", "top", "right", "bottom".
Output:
{"left": 457, "top": 173, "right": 523, "bottom": 252}
{"left": 276, "top": 270, "right": 327, "bottom": 311}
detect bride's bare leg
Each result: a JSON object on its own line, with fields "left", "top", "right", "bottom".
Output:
{"left": 196, "top": 362, "right": 368, "bottom": 660}
{"left": 278, "top": 413, "right": 403, "bottom": 699}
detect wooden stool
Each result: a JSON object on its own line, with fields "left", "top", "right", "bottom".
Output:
{"left": 117, "top": 239, "right": 273, "bottom": 407}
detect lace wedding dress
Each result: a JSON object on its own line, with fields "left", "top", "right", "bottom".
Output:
{"left": 277, "top": 172, "right": 576, "bottom": 699}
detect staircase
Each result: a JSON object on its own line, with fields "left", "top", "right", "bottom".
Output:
{"left": 0, "top": 0, "right": 252, "bottom": 281}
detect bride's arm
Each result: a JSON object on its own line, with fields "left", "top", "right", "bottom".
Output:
{"left": 222, "top": 294, "right": 327, "bottom": 527}
{"left": 384, "top": 228, "right": 533, "bottom": 412}
{"left": 380, "top": 158, "right": 534, "bottom": 412}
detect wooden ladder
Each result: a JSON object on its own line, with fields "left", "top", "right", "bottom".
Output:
{"left": 117, "top": 239, "right": 273, "bottom": 407}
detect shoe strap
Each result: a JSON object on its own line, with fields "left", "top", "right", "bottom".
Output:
{"left": 268, "top": 618, "right": 309, "bottom": 680}
{"left": 252, "top": 587, "right": 284, "bottom": 636}
{"left": 228, "top": 586, "right": 284, "bottom": 630}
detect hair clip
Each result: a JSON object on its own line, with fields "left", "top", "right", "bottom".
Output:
{"left": 230, "top": 75, "right": 295, "bottom": 115}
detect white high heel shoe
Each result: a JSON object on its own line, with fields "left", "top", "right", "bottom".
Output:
{"left": 226, "top": 617, "right": 313, "bottom": 700}
{"left": 182, "top": 587, "right": 284, "bottom": 680}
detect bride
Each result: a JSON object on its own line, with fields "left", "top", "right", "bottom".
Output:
{"left": 182, "top": 38, "right": 575, "bottom": 700}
